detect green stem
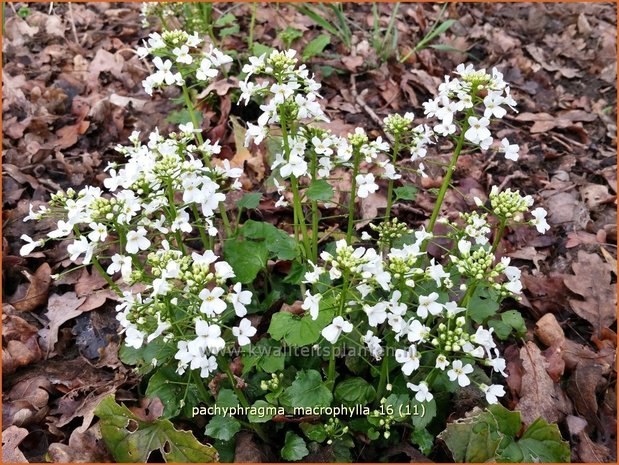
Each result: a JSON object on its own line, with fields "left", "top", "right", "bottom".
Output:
{"left": 310, "top": 150, "right": 319, "bottom": 262}
{"left": 290, "top": 177, "right": 312, "bottom": 259}
{"left": 92, "top": 256, "right": 123, "bottom": 296}
{"left": 220, "top": 359, "right": 271, "bottom": 444}
{"left": 191, "top": 204, "right": 211, "bottom": 250}
{"left": 181, "top": 84, "right": 204, "bottom": 149}
{"left": 375, "top": 356, "right": 390, "bottom": 402}
{"left": 346, "top": 147, "right": 362, "bottom": 244}
{"left": 491, "top": 219, "right": 506, "bottom": 254}
{"left": 327, "top": 274, "right": 350, "bottom": 391}
{"left": 248, "top": 2, "right": 257, "bottom": 50}
{"left": 384, "top": 136, "right": 401, "bottom": 223}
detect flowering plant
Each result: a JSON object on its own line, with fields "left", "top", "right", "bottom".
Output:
{"left": 21, "top": 39, "right": 552, "bottom": 462}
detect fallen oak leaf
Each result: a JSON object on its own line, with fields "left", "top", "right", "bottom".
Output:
{"left": 38, "top": 292, "right": 87, "bottom": 354}
{"left": 563, "top": 250, "right": 617, "bottom": 336}
{"left": 516, "top": 341, "right": 571, "bottom": 426}
{"left": 10, "top": 262, "right": 52, "bottom": 312}
{"left": 2, "top": 426, "right": 29, "bottom": 463}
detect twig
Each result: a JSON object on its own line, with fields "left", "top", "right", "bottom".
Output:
{"left": 67, "top": 2, "right": 80, "bottom": 45}
{"left": 497, "top": 171, "right": 530, "bottom": 191}
{"left": 350, "top": 74, "right": 395, "bottom": 144}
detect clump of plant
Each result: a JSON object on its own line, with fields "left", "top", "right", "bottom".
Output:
{"left": 22, "top": 39, "right": 559, "bottom": 463}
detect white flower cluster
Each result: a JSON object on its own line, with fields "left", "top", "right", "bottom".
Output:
{"left": 301, "top": 227, "right": 517, "bottom": 404}
{"left": 114, "top": 248, "right": 256, "bottom": 379}
{"left": 383, "top": 112, "right": 434, "bottom": 178}
{"left": 22, "top": 126, "right": 254, "bottom": 380}
{"left": 137, "top": 29, "right": 232, "bottom": 95}
{"left": 423, "top": 64, "right": 520, "bottom": 160}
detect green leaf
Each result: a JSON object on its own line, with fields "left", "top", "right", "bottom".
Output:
{"left": 303, "top": 34, "right": 331, "bottom": 60}
{"left": 281, "top": 431, "right": 309, "bottom": 461}
{"left": 214, "top": 13, "right": 236, "bottom": 26}
{"left": 440, "top": 405, "right": 570, "bottom": 463}
{"left": 468, "top": 288, "right": 500, "bottom": 324}
{"left": 247, "top": 400, "right": 275, "bottom": 423}
{"left": 499, "top": 417, "right": 570, "bottom": 463}
{"left": 335, "top": 378, "right": 376, "bottom": 407}
{"left": 410, "top": 398, "right": 436, "bottom": 429}
{"left": 429, "top": 43, "right": 465, "bottom": 53}
{"left": 488, "top": 319, "right": 512, "bottom": 340}
{"left": 252, "top": 43, "right": 273, "bottom": 58}
{"left": 205, "top": 415, "right": 241, "bottom": 442}
{"left": 216, "top": 389, "right": 239, "bottom": 409}
{"left": 306, "top": 179, "right": 334, "bottom": 202}
{"left": 282, "top": 260, "right": 307, "bottom": 285}
{"left": 280, "top": 369, "right": 333, "bottom": 409}
{"left": 268, "top": 308, "right": 333, "bottom": 347}
{"left": 219, "top": 24, "right": 240, "bottom": 38}
{"left": 223, "top": 237, "right": 268, "bottom": 284}
{"left": 242, "top": 338, "right": 286, "bottom": 374}
{"left": 166, "top": 109, "right": 203, "bottom": 126}
{"left": 95, "top": 395, "right": 218, "bottom": 462}
{"left": 411, "top": 428, "right": 434, "bottom": 456}
{"left": 145, "top": 366, "right": 194, "bottom": 419}
{"left": 394, "top": 185, "right": 418, "bottom": 201}
{"left": 501, "top": 310, "right": 527, "bottom": 336}
{"left": 242, "top": 220, "right": 298, "bottom": 260}
{"left": 300, "top": 422, "right": 328, "bottom": 443}
{"left": 237, "top": 193, "right": 262, "bottom": 210}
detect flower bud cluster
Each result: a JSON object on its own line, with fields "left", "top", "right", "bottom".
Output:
{"left": 260, "top": 373, "right": 283, "bottom": 391}
{"left": 370, "top": 218, "right": 411, "bottom": 248}
{"left": 489, "top": 186, "right": 533, "bottom": 220}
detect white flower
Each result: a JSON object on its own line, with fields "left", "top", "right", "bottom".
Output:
{"left": 483, "top": 91, "right": 507, "bottom": 119}
{"left": 125, "top": 326, "right": 145, "bottom": 349}
{"left": 481, "top": 383, "right": 505, "bottom": 404}
{"left": 199, "top": 287, "right": 228, "bottom": 316}
{"left": 107, "top": 254, "right": 132, "bottom": 280}
{"left": 87, "top": 223, "right": 108, "bottom": 242}
{"left": 435, "top": 354, "right": 449, "bottom": 370}
{"left": 19, "top": 234, "right": 44, "bottom": 256}
{"left": 126, "top": 227, "right": 150, "bottom": 254}
{"left": 214, "top": 261, "right": 235, "bottom": 281}
{"left": 152, "top": 56, "right": 182, "bottom": 86}
{"left": 363, "top": 330, "right": 384, "bottom": 360}
{"left": 196, "top": 58, "right": 218, "bottom": 81}
{"left": 199, "top": 355, "right": 218, "bottom": 378}
{"left": 302, "top": 291, "right": 322, "bottom": 320}
{"left": 427, "top": 259, "right": 449, "bottom": 286}
{"left": 500, "top": 138, "right": 519, "bottom": 161}
{"left": 447, "top": 360, "right": 474, "bottom": 387}
{"left": 47, "top": 220, "right": 72, "bottom": 239}
{"left": 407, "top": 381, "right": 434, "bottom": 403}
{"left": 67, "top": 236, "right": 94, "bottom": 264}
{"left": 389, "top": 290, "right": 407, "bottom": 315}
{"left": 322, "top": 316, "right": 353, "bottom": 344}
{"left": 147, "top": 313, "right": 171, "bottom": 343}
{"left": 531, "top": 207, "right": 550, "bottom": 234}
{"left": 229, "top": 282, "right": 252, "bottom": 317}
{"left": 407, "top": 319, "right": 430, "bottom": 343}
{"left": 364, "top": 302, "right": 388, "bottom": 327}
{"left": 395, "top": 345, "right": 420, "bottom": 375}
{"left": 417, "top": 292, "right": 443, "bottom": 319}
{"left": 356, "top": 173, "right": 379, "bottom": 198}
{"left": 195, "top": 319, "right": 225, "bottom": 354}
{"left": 303, "top": 262, "right": 324, "bottom": 284}
{"left": 232, "top": 318, "right": 257, "bottom": 346}
{"left": 172, "top": 45, "right": 192, "bottom": 64}
{"left": 464, "top": 116, "right": 491, "bottom": 144}
{"left": 489, "top": 353, "right": 508, "bottom": 377}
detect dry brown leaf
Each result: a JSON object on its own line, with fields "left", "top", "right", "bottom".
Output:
{"left": 563, "top": 251, "right": 617, "bottom": 336}
{"left": 567, "top": 362, "right": 607, "bottom": 431}
{"left": 48, "top": 424, "right": 112, "bottom": 463}
{"left": 10, "top": 262, "right": 52, "bottom": 312}
{"left": 2, "top": 426, "right": 29, "bottom": 463}
{"left": 580, "top": 183, "right": 615, "bottom": 210}
{"left": 38, "top": 292, "right": 87, "bottom": 353}
{"left": 516, "top": 341, "right": 570, "bottom": 426}
{"left": 2, "top": 309, "right": 43, "bottom": 374}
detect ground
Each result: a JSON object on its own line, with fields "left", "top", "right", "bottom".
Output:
{"left": 2, "top": 2, "right": 617, "bottom": 463}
